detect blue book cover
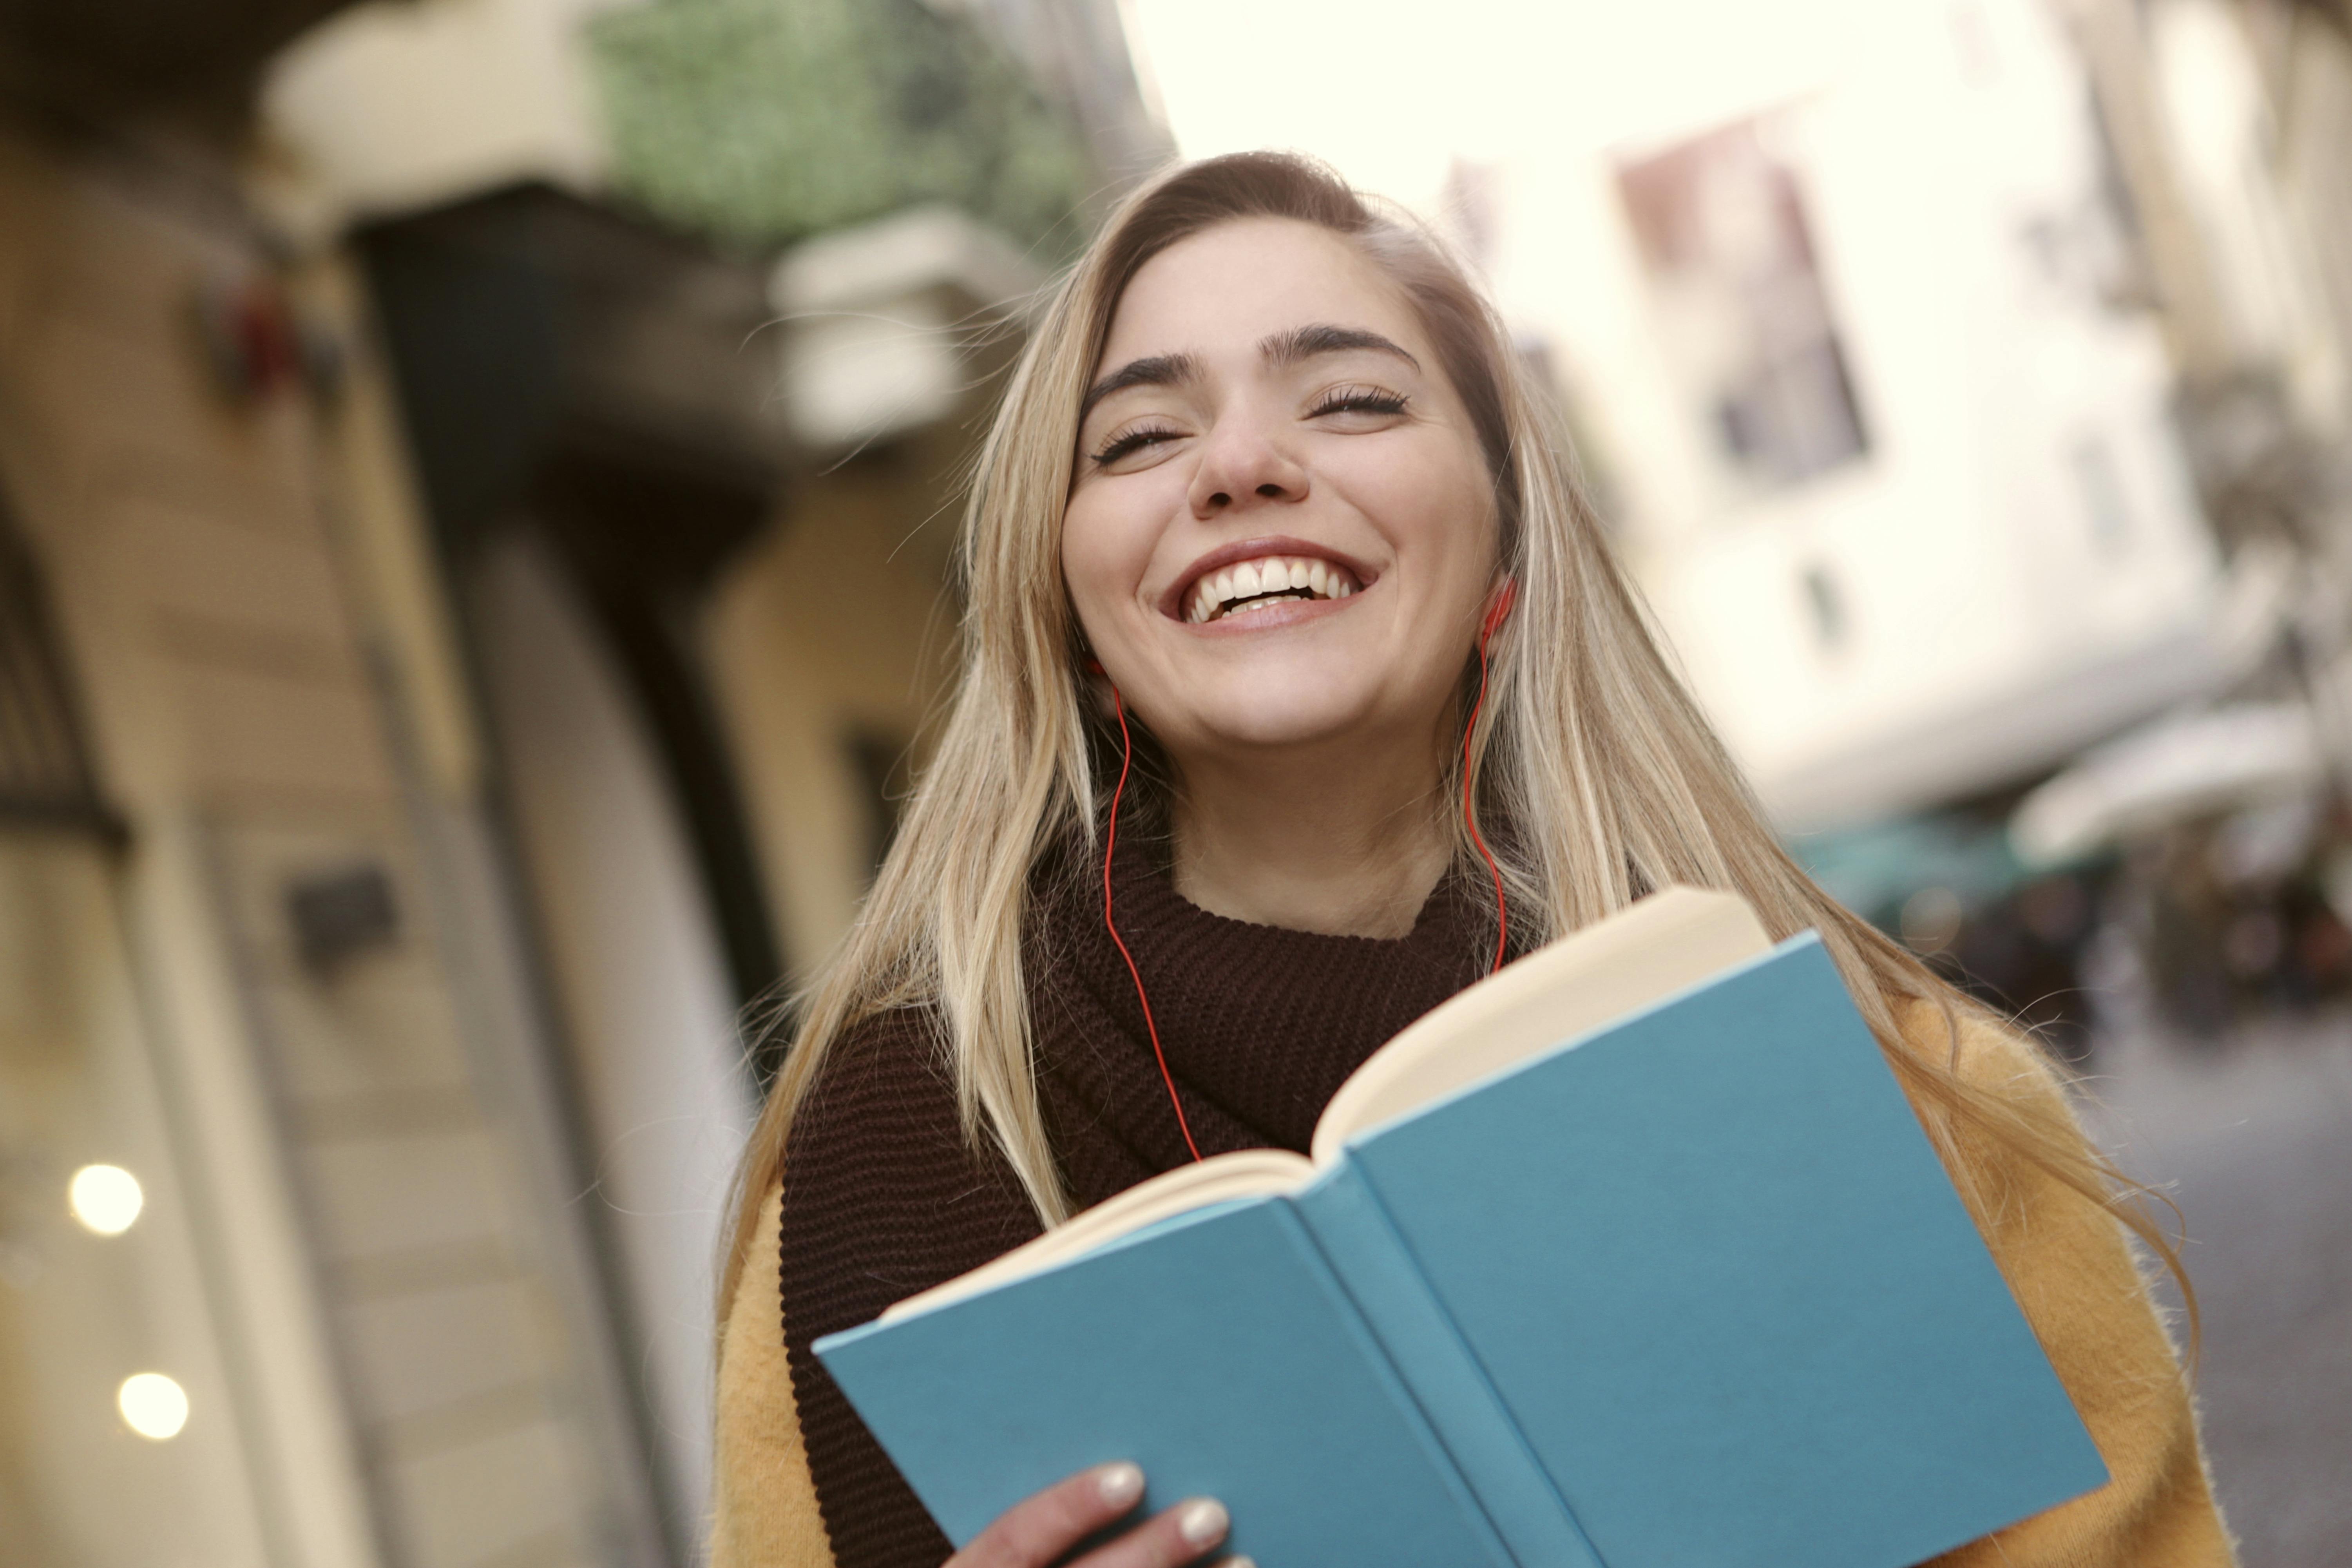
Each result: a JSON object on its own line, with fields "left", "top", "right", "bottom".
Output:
{"left": 817, "top": 929, "right": 2109, "bottom": 1568}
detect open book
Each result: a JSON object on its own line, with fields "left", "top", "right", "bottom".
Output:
{"left": 817, "top": 889, "right": 2106, "bottom": 1568}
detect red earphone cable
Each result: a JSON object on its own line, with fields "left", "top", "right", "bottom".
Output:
{"left": 1465, "top": 606, "right": 1510, "bottom": 976}
{"left": 1103, "top": 684, "right": 1205, "bottom": 1163}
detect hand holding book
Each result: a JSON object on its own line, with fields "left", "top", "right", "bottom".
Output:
{"left": 942, "top": 1463, "right": 1238, "bottom": 1568}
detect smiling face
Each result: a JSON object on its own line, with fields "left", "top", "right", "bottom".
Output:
{"left": 1062, "top": 217, "right": 1502, "bottom": 781}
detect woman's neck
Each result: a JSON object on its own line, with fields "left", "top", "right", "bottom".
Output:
{"left": 1167, "top": 738, "right": 1452, "bottom": 940}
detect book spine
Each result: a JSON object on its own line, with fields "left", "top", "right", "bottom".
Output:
{"left": 1294, "top": 1164, "right": 1606, "bottom": 1568}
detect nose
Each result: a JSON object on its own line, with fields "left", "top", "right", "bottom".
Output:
{"left": 1186, "top": 411, "right": 1309, "bottom": 520}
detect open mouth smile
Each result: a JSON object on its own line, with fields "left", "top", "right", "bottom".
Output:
{"left": 1181, "top": 553, "right": 1365, "bottom": 625}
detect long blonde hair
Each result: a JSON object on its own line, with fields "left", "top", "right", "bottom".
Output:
{"left": 721, "top": 152, "right": 2188, "bottom": 1333}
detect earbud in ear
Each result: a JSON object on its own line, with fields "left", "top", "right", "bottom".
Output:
{"left": 1480, "top": 579, "right": 1519, "bottom": 645}
{"left": 1466, "top": 577, "right": 1514, "bottom": 974}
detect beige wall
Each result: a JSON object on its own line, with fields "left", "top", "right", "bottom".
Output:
{"left": 0, "top": 123, "right": 384, "bottom": 1568}
{"left": 703, "top": 457, "right": 964, "bottom": 984}
{"left": 0, "top": 121, "right": 657, "bottom": 1568}
{"left": 0, "top": 835, "right": 275, "bottom": 1568}
{"left": 468, "top": 531, "right": 751, "bottom": 1535}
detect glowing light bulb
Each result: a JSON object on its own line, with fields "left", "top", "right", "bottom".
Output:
{"left": 118, "top": 1373, "right": 189, "bottom": 1440}
{"left": 69, "top": 1164, "right": 144, "bottom": 1235}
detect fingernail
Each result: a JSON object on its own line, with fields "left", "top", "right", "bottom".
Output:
{"left": 1097, "top": 1462, "right": 1144, "bottom": 1507}
{"left": 1177, "top": 1497, "right": 1228, "bottom": 1548}
{"left": 1228, "top": 1559, "right": 1257, "bottom": 1568}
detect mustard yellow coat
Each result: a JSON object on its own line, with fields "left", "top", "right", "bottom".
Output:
{"left": 710, "top": 1008, "right": 2236, "bottom": 1568}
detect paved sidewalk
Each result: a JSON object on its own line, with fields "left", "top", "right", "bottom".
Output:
{"left": 2075, "top": 1011, "right": 2352, "bottom": 1568}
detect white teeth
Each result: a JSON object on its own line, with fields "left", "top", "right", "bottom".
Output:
{"left": 1185, "top": 554, "right": 1365, "bottom": 623}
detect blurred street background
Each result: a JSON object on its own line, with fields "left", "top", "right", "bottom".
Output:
{"left": 0, "top": 1, "right": 2345, "bottom": 1564}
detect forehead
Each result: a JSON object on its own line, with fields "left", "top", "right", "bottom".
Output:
{"left": 1098, "top": 217, "right": 1425, "bottom": 369}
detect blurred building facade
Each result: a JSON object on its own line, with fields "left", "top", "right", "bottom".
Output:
{"left": 2055, "top": 0, "right": 2352, "bottom": 1037}
{"left": 1450, "top": 0, "right": 2352, "bottom": 1034}
{"left": 0, "top": 3, "right": 1161, "bottom": 1567}
{"left": 1477, "top": 0, "right": 2241, "bottom": 831}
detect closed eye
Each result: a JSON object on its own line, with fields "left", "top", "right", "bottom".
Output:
{"left": 1309, "top": 386, "right": 1410, "bottom": 420}
{"left": 1092, "top": 421, "right": 1185, "bottom": 467}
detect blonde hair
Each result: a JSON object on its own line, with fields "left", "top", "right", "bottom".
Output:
{"left": 721, "top": 152, "right": 2188, "bottom": 1335}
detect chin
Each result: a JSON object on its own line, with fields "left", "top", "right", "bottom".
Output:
{"left": 1163, "top": 674, "right": 1389, "bottom": 754}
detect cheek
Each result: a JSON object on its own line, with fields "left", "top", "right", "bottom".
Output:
{"left": 1059, "top": 489, "right": 1149, "bottom": 634}
{"left": 1349, "top": 439, "right": 1497, "bottom": 587}
{"left": 1059, "top": 494, "right": 1114, "bottom": 597}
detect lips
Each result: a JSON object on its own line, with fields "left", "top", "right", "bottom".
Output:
{"left": 1167, "top": 538, "right": 1371, "bottom": 626}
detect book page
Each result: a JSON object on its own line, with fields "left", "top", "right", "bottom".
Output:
{"left": 882, "top": 1147, "right": 1314, "bottom": 1320}
{"left": 1309, "top": 887, "right": 1771, "bottom": 1165}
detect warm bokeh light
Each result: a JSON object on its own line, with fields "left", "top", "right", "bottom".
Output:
{"left": 67, "top": 1164, "right": 144, "bottom": 1236}
{"left": 117, "top": 1372, "right": 188, "bottom": 1440}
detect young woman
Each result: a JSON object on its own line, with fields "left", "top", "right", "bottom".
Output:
{"left": 710, "top": 153, "right": 2233, "bottom": 1568}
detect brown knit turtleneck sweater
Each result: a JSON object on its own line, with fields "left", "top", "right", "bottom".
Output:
{"left": 775, "top": 833, "right": 1498, "bottom": 1568}
{"left": 728, "top": 851, "right": 2235, "bottom": 1568}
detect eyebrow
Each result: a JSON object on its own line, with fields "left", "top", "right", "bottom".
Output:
{"left": 1080, "top": 324, "right": 1420, "bottom": 420}
{"left": 1080, "top": 351, "right": 1200, "bottom": 420}
{"left": 1259, "top": 323, "right": 1421, "bottom": 373}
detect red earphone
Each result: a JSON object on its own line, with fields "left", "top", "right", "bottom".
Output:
{"left": 1480, "top": 577, "right": 1518, "bottom": 644}
{"left": 1096, "top": 576, "right": 1517, "bottom": 1164}
{"left": 1099, "top": 679, "right": 1203, "bottom": 1161}
{"left": 1465, "top": 578, "right": 1516, "bottom": 974}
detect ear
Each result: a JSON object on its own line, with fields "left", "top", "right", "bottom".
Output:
{"left": 1080, "top": 656, "right": 1120, "bottom": 721}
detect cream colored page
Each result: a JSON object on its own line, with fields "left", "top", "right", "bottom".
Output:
{"left": 881, "top": 1148, "right": 1313, "bottom": 1320}
{"left": 1309, "top": 887, "right": 1772, "bottom": 1164}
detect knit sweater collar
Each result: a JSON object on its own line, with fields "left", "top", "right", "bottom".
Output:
{"left": 1030, "top": 822, "right": 1495, "bottom": 1195}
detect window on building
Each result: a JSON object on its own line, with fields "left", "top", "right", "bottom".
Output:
{"left": 1618, "top": 117, "right": 1871, "bottom": 492}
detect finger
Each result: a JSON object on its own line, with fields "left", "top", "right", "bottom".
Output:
{"left": 1074, "top": 1495, "right": 1241, "bottom": 1568}
{"left": 954, "top": 1463, "right": 1146, "bottom": 1568}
